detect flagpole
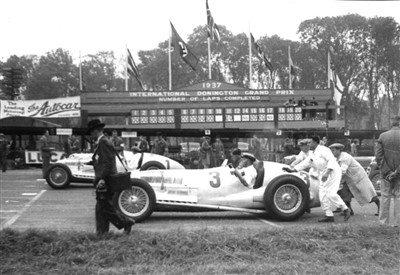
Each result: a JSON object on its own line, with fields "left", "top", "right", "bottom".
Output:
{"left": 288, "top": 46, "right": 292, "bottom": 89}
{"left": 79, "top": 51, "right": 83, "bottom": 91}
{"left": 327, "top": 50, "right": 331, "bottom": 89}
{"left": 125, "top": 45, "right": 129, "bottom": 92}
{"left": 168, "top": 21, "right": 172, "bottom": 91}
{"left": 248, "top": 29, "right": 252, "bottom": 89}
{"left": 208, "top": 37, "right": 212, "bottom": 79}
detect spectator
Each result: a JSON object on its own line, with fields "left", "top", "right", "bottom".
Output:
{"left": 213, "top": 136, "right": 225, "bottom": 167}
{"left": 375, "top": 116, "right": 400, "bottom": 227}
{"left": 350, "top": 140, "right": 358, "bottom": 156}
{"left": 0, "top": 134, "right": 11, "bottom": 172}
{"left": 320, "top": 136, "right": 328, "bottom": 146}
{"left": 63, "top": 136, "right": 71, "bottom": 157}
{"left": 329, "top": 143, "right": 380, "bottom": 216}
{"left": 70, "top": 135, "right": 81, "bottom": 154}
{"left": 251, "top": 134, "right": 262, "bottom": 160}
{"left": 153, "top": 132, "right": 167, "bottom": 156}
{"left": 110, "top": 130, "right": 124, "bottom": 154}
{"left": 138, "top": 136, "right": 149, "bottom": 153}
{"left": 297, "top": 96, "right": 308, "bottom": 107}
{"left": 200, "top": 136, "right": 212, "bottom": 168}
{"left": 309, "top": 97, "right": 318, "bottom": 106}
{"left": 309, "top": 97, "right": 318, "bottom": 119}
{"left": 230, "top": 148, "right": 242, "bottom": 168}
{"left": 87, "top": 119, "right": 135, "bottom": 235}
{"left": 37, "top": 130, "right": 53, "bottom": 178}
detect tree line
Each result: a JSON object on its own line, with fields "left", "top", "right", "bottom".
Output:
{"left": 1, "top": 14, "right": 399, "bottom": 130}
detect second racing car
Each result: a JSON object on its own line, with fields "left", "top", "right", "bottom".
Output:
{"left": 45, "top": 150, "right": 185, "bottom": 189}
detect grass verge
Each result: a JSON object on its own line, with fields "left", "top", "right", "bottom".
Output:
{"left": 1, "top": 224, "right": 399, "bottom": 275}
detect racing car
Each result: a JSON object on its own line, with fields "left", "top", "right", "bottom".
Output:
{"left": 112, "top": 160, "right": 321, "bottom": 222}
{"left": 45, "top": 150, "right": 185, "bottom": 189}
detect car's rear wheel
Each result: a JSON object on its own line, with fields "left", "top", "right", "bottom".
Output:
{"left": 46, "top": 164, "right": 71, "bottom": 189}
{"left": 113, "top": 179, "right": 156, "bottom": 222}
{"left": 264, "top": 175, "right": 310, "bottom": 221}
{"left": 140, "top": 161, "right": 166, "bottom": 171}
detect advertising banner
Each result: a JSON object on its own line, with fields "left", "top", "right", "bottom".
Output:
{"left": 25, "top": 151, "right": 67, "bottom": 164}
{"left": 0, "top": 96, "right": 81, "bottom": 119}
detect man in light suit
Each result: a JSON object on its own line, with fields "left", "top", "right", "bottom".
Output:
{"left": 375, "top": 116, "right": 400, "bottom": 226}
{"left": 88, "top": 119, "right": 135, "bottom": 235}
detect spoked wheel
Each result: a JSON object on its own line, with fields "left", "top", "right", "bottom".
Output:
{"left": 264, "top": 175, "right": 310, "bottom": 221}
{"left": 45, "top": 164, "right": 71, "bottom": 189}
{"left": 113, "top": 179, "right": 156, "bottom": 222}
{"left": 273, "top": 184, "right": 303, "bottom": 214}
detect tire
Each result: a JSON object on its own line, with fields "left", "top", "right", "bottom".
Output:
{"left": 264, "top": 175, "right": 310, "bottom": 221}
{"left": 113, "top": 179, "right": 156, "bottom": 222}
{"left": 46, "top": 164, "right": 72, "bottom": 189}
{"left": 370, "top": 173, "right": 381, "bottom": 196}
{"left": 140, "top": 161, "right": 166, "bottom": 171}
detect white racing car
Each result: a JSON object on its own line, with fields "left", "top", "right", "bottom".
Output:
{"left": 112, "top": 161, "right": 322, "bottom": 222}
{"left": 45, "top": 151, "right": 185, "bottom": 189}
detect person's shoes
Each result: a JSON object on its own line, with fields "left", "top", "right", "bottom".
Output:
{"left": 318, "top": 216, "right": 335, "bottom": 222}
{"left": 333, "top": 208, "right": 342, "bottom": 213}
{"left": 343, "top": 209, "right": 351, "bottom": 221}
{"left": 124, "top": 218, "right": 135, "bottom": 235}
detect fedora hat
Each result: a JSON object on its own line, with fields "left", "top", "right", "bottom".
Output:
{"left": 87, "top": 119, "right": 105, "bottom": 134}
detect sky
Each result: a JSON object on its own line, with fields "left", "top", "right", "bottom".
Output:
{"left": 1, "top": 0, "right": 400, "bottom": 63}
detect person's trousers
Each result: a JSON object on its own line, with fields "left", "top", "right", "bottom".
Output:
{"left": 379, "top": 178, "right": 400, "bottom": 226}
{"left": 319, "top": 172, "right": 347, "bottom": 217}
{"left": 95, "top": 191, "right": 129, "bottom": 234}
{"left": 42, "top": 156, "right": 50, "bottom": 178}
{"left": 0, "top": 156, "right": 7, "bottom": 172}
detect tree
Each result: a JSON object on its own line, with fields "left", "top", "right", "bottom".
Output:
{"left": 26, "top": 48, "right": 79, "bottom": 99}
{"left": 81, "top": 51, "right": 124, "bottom": 92}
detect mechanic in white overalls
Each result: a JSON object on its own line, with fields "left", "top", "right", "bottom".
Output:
{"left": 285, "top": 136, "right": 351, "bottom": 222}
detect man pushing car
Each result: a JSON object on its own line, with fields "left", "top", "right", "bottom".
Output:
{"left": 283, "top": 136, "right": 351, "bottom": 222}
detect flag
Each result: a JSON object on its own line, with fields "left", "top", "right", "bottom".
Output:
{"left": 330, "top": 68, "right": 343, "bottom": 114}
{"left": 250, "top": 33, "right": 273, "bottom": 72}
{"left": 79, "top": 55, "right": 86, "bottom": 91}
{"left": 127, "top": 48, "right": 144, "bottom": 90}
{"left": 288, "top": 47, "right": 296, "bottom": 88}
{"left": 206, "top": 0, "right": 220, "bottom": 42}
{"left": 170, "top": 22, "right": 199, "bottom": 71}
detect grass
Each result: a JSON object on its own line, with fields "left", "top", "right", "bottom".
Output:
{"left": 0, "top": 225, "right": 399, "bottom": 275}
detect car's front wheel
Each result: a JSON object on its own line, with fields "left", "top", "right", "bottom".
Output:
{"left": 45, "top": 164, "right": 72, "bottom": 189}
{"left": 113, "top": 179, "right": 156, "bottom": 222}
{"left": 264, "top": 175, "right": 310, "bottom": 221}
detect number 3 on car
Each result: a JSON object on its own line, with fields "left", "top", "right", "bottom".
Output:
{"left": 209, "top": 172, "right": 221, "bottom": 188}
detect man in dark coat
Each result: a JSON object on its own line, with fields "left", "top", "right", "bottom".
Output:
{"left": 0, "top": 134, "right": 10, "bottom": 172}
{"left": 37, "top": 130, "right": 53, "bottom": 178}
{"left": 88, "top": 119, "right": 135, "bottom": 235}
{"left": 375, "top": 116, "right": 400, "bottom": 226}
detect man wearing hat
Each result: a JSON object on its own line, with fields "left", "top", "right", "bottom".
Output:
{"left": 231, "top": 153, "right": 257, "bottom": 188}
{"left": 87, "top": 119, "right": 135, "bottom": 235}
{"left": 375, "top": 116, "right": 400, "bottom": 226}
{"left": 290, "top": 139, "right": 312, "bottom": 168}
{"left": 329, "top": 143, "right": 379, "bottom": 216}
